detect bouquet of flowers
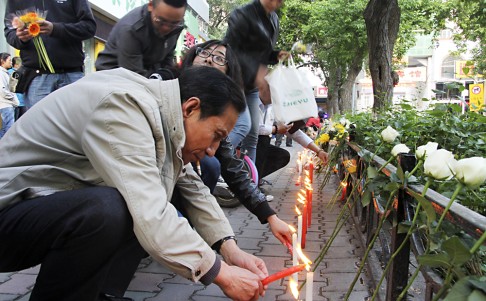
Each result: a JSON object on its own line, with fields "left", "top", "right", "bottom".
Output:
{"left": 314, "top": 117, "right": 350, "bottom": 151}
{"left": 10, "top": 9, "right": 54, "bottom": 73}
{"left": 314, "top": 117, "right": 353, "bottom": 189}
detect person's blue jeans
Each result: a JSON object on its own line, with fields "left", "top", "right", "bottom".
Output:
{"left": 0, "top": 106, "right": 15, "bottom": 139}
{"left": 25, "top": 72, "right": 84, "bottom": 109}
{"left": 228, "top": 89, "right": 261, "bottom": 162}
{"left": 195, "top": 156, "right": 221, "bottom": 193}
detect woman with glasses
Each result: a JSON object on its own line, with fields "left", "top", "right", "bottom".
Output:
{"left": 177, "top": 40, "right": 293, "bottom": 250}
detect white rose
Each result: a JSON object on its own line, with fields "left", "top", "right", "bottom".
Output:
{"left": 381, "top": 126, "right": 399, "bottom": 143}
{"left": 391, "top": 144, "right": 410, "bottom": 157}
{"left": 416, "top": 142, "right": 439, "bottom": 160}
{"left": 424, "top": 149, "right": 457, "bottom": 180}
{"left": 454, "top": 157, "right": 486, "bottom": 189}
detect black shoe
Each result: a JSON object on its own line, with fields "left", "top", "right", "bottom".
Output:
{"left": 99, "top": 294, "right": 134, "bottom": 301}
{"left": 286, "top": 144, "right": 293, "bottom": 147}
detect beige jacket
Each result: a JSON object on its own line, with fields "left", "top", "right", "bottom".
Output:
{"left": 0, "top": 68, "right": 234, "bottom": 282}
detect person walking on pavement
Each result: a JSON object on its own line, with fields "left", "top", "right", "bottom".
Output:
{"left": 223, "top": 0, "right": 289, "bottom": 162}
{"left": 0, "top": 66, "right": 268, "bottom": 301}
{"left": 7, "top": 56, "right": 26, "bottom": 120}
{"left": 4, "top": 0, "right": 96, "bottom": 109}
{"left": 96, "top": 0, "right": 186, "bottom": 77}
{"left": 0, "top": 53, "right": 18, "bottom": 139}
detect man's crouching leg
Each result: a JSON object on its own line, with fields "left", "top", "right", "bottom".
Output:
{"left": 0, "top": 186, "right": 146, "bottom": 301}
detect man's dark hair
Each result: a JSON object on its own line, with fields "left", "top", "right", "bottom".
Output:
{"left": 12, "top": 56, "right": 21, "bottom": 66}
{"left": 153, "top": 0, "right": 187, "bottom": 8}
{"left": 181, "top": 40, "right": 244, "bottom": 89}
{"left": 178, "top": 66, "right": 246, "bottom": 119}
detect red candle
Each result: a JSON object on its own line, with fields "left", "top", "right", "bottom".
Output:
{"left": 306, "top": 188, "right": 313, "bottom": 227}
{"left": 261, "top": 264, "right": 306, "bottom": 285}
{"left": 284, "top": 239, "right": 293, "bottom": 256}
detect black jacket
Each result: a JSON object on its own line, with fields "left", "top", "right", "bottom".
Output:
{"left": 4, "top": 0, "right": 96, "bottom": 70}
{"left": 217, "top": 137, "right": 276, "bottom": 223}
{"left": 224, "top": 0, "right": 280, "bottom": 92}
{"left": 95, "top": 4, "right": 182, "bottom": 77}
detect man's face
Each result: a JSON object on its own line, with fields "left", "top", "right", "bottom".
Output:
{"left": 181, "top": 98, "right": 238, "bottom": 164}
{"left": 148, "top": 1, "right": 185, "bottom": 37}
{"left": 262, "top": 0, "right": 284, "bottom": 12}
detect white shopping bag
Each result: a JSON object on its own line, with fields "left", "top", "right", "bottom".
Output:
{"left": 265, "top": 56, "right": 317, "bottom": 124}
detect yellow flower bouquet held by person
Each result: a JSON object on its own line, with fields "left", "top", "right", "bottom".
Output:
{"left": 11, "top": 9, "right": 54, "bottom": 73}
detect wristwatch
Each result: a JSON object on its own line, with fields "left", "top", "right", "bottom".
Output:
{"left": 212, "top": 235, "right": 237, "bottom": 254}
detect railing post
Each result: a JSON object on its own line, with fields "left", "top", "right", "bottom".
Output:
{"left": 386, "top": 153, "right": 416, "bottom": 301}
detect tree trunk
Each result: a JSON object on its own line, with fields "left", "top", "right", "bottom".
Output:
{"left": 340, "top": 46, "right": 366, "bottom": 113}
{"left": 326, "top": 66, "right": 341, "bottom": 117}
{"left": 364, "top": 0, "right": 400, "bottom": 111}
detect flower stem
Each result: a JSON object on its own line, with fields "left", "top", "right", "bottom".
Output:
{"left": 470, "top": 229, "right": 486, "bottom": 255}
{"left": 435, "top": 182, "right": 463, "bottom": 231}
{"left": 344, "top": 189, "right": 397, "bottom": 301}
{"left": 431, "top": 265, "right": 454, "bottom": 301}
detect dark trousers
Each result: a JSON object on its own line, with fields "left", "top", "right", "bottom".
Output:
{"left": 256, "top": 135, "right": 291, "bottom": 179}
{"left": 0, "top": 187, "right": 146, "bottom": 301}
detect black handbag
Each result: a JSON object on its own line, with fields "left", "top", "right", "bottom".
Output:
{"left": 14, "top": 66, "right": 39, "bottom": 93}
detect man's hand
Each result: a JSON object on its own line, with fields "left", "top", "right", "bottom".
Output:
{"left": 16, "top": 27, "right": 33, "bottom": 42}
{"left": 38, "top": 20, "right": 54, "bottom": 35}
{"left": 317, "top": 150, "right": 329, "bottom": 166}
{"left": 220, "top": 239, "right": 268, "bottom": 279}
{"left": 276, "top": 123, "right": 291, "bottom": 134}
{"left": 277, "top": 50, "right": 290, "bottom": 61}
{"left": 267, "top": 215, "right": 293, "bottom": 246}
{"left": 213, "top": 261, "right": 264, "bottom": 301}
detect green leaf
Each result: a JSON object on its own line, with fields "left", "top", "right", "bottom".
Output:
{"left": 443, "top": 236, "right": 472, "bottom": 266}
{"left": 362, "top": 189, "right": 371, "bottom": 207}
{"left": 444, "top": 277, "right": 473, "bottom": 301}
{"left": 408, "top": 190, "right": 436, "bottom": 227}
{"left": 418, "top": 253, "right": 450, "bottom": 268}
{"left": 398, "top": 221, "right": 412, "bottom": 234}
{"left": 468, "top": 290, "right": 486, "bottom": 301}
{"left": 367, "top": 166, "right": 378, "bottom": 179}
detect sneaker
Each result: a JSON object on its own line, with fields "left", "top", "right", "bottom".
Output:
{"left": 99, "top": 294, "right": 134, "bottom": 301}
{"left": 259, "top": 179, "right": 272, "bottom": 186}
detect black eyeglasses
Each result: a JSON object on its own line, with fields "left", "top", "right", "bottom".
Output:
{"left": 153, "top": 16, "right": 184, "bottom": 29}
{"left": 196, "top": 47, "right": 228, "bottom": 66}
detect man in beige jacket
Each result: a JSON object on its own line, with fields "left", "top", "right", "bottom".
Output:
{"left": 0, "top": 66, "right": 267, "bottom": 301}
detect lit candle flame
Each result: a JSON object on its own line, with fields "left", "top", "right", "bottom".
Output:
{"left": 295, "top": 206, "right": 301, "bottom": 215}
{"left": 298, "top": 191, "right": 306, "bottom": 199}
{"left": 341, "top": 181, "right": 347, "bottom": 187}
{"left": 296, "top": 246, "right": 312, "bottom": 268}
{"left": 297, "top": 197, "right": 305, "bottom": 205}
{"left": 289, "top": 277, "right": 299, "bottom": 299}
{"left": 288, "top": 224, "right": 296, "bottom": 233}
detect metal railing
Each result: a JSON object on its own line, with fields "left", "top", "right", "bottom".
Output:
{"left": 340, "top": 142, "right": 486, "bottom": 301}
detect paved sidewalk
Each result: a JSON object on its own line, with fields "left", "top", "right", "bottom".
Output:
{"left": 0, "top": 144, "right": 373, "bottom": 301}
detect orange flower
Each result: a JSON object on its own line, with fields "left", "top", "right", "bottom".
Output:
{"left": 28, "top": 23, "right": 40, "bottom": 37}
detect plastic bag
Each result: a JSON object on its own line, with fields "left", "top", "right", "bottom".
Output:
{"left": 265, "top": 56, "right": 317, "bottom": 124}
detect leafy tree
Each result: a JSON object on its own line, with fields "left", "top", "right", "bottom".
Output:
{"left": 206, "top": 0, "right": 247, "bottom": 39}
{"left": 444, "top": 0, "right": 486, "bottom": 75}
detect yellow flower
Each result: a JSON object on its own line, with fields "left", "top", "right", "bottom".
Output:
{"left": 316, "top": 133, "right": 330, "bottom": 145}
